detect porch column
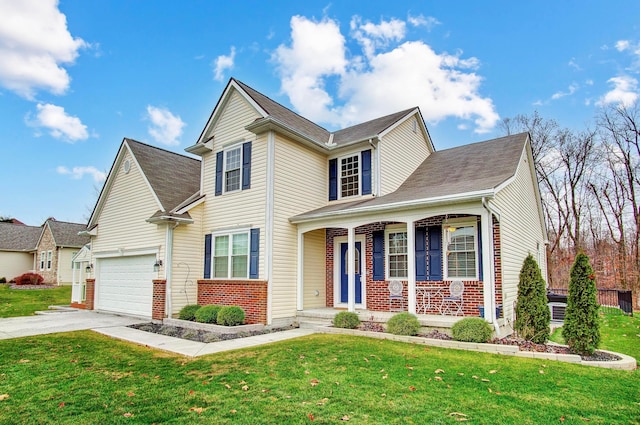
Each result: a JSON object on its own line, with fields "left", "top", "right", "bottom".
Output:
{"left": 347, "top": 226, "right": 356, "bottom": 312}
{"left": 407, "top": 220, "right": 416, "bottom": 314}
{"left": 296, "top": 230, "right": 304, "bottom": 311}
{"left": 481, "top": 210, "right": 496, "bottom": 325}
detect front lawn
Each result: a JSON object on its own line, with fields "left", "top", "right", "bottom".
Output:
{"left": 0, "top": 332, "right": 638, "bottom": 424}
{"left": 0, "top": 284, "right": 71, "bottom": 318}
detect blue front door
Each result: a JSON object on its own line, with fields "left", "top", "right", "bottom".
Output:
{"left": 340, "top": 242, "right": 362, "bottom": 304}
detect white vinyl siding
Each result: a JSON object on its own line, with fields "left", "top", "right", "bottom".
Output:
{"left": 379, "top": 115, "right": 431, "bottom": 196}
{"left": 303, "top": 229, "right": 327, "bottom": 308}
{"left": 0, "top": 252, "right": 34, "bottom": 280}
{"left": 56, "top": 248, "right": 79, "bottom": 285}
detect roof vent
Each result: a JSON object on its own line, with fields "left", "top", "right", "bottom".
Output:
{"left": 123, "top": 159, "right": 131, "bottom": 174}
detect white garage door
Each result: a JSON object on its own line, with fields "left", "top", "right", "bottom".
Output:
{"left": 96, "top": 255, "right": 155, "bottom": 318}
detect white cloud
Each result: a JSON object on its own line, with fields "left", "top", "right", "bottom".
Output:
{"left": 568, "top": 58, "right": 582, "bottom": 71}
{"left": 28, "top": 103, "right": 88, "bottom": 142}
{"left": 213, "top": 47, "right": 235, "bottom": 81}
{"left": 273, "top": 15, "right": 499, "bottom": 134}
{"left": 615, "top": 40, "right": 630, "bottom": 51}
{"left": 56, "top": 165, "right": 106, "bottom": 182}
{"left": 551, "top": 83, "right": 578, "bottom": 100}
{"left": 408, "top": 14, "right": 441, "bottom": 31}
{"left": 146, "top": 105, "right": 185, "bottom": 146}
{"left": 597, "top": 76, "right": 639, "bottom": 107}
{"left": 0, "top": 0, "right": 87, "bottom": 99}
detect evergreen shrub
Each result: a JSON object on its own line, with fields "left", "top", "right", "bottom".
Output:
{"left": 178, "top": 304, "right": 201, "bottom": 321}
{"left": 333, "top": 311, "right": 360, "bottom": 329}
{"left": 451, "top": 317, "right": 493, "bottom": 343}
{"left": 386, "top": 312, "right": 421, "bottom": 336}
{"left": 194, "top": 305, "right": 222, "bottom": 324}
{"left": 514, "top": 254, "right": 550, "bottom": 343}
{"left": 217, "top": 306, "right": 246, "bottom": 326}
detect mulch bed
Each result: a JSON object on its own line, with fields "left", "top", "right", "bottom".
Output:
{"left": 129, "top": 322, "right": 297, "bottom": 344}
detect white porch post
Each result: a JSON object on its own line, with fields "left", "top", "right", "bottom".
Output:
{"left": 296, "top": 230, "right": 304, "bottom": 311}
{"left": 407, "top": 220, "right": 416, "bottom": 314}
{"left": 347, "top": 226, "right": 356, "bottom": 312}
{"left": 481, "top": 210, "right": 495, "bottom": 325}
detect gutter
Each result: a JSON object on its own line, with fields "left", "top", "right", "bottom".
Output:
{"left": 146, "top": 216, "right": 194, "bottom": 225}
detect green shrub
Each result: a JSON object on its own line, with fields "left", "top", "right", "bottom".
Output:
{"left": 0, "top": 277, "right": 6, "bottom": 284}
{"left": 386, "top": 312, "right": 421, "bottom": 336}
{"left": 194, "top": 305, "right": 222, "bottom": 324}
{"left": 333, "top": 311, "right": 360, "bottom": 329}
{"left": 217, "top": 306, "right": 246, "bottom": 326}
{"left": 178, "top": 304, "right": 201, "bottom": 321}
{"left": 563, "top": 253, "right": 601, "bottom": 355}
{"left": 514, "top": 254, "right": 550, "bottom": 343}
{"left": 452, "top": 317, "right": 493, "bottom": 343}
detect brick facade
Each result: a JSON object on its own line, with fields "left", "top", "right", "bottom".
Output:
{"left": 197, "top": 280, "right": 268, "bottom": 324}
{"left": 152, "top": 279, "right": 167, "bottom": 320}
{"left": 84, "top": 278, "right": 95, "bottom": 310}
{"left": 325, "top": 214, "right": 503, "bottom": 317}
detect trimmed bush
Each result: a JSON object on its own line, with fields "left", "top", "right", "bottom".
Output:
{"left": 217, "top": 306, "right": 246, "bottom": 326}
{"left": 514, "top": 254, "right": 550, "bottom": 344}
{"left": 563, "top": 253, "right": 601, "bottom": 355}
{"left": 386, "top": 312, "right": 421, "bottom": 336}
{"left": 194, "top": 305, "right": 222, "bottom": 324}
{"left": 333, "top": 311, "right": 360, "bottom": 329}
{"left": 14, "top": 273, "right": 44, "bottom": 286}
{"left": 0, "top": 277, "right": 6, "bottom": 284}
{"left": 178, "top": 304, "right": 201, "bottom": 321}
{"left": 452, "top": 317, "right": 493, "bottom": 343}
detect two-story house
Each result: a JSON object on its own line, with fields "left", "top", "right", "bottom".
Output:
{"left": 75, "top": 78, "right": 546, "bottom": 335}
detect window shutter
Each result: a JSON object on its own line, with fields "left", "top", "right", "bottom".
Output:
{"left": 361, "top": 149, "right": 372, "bottom": 195}
{"left": 242, "top": 141, "right": 252, "bottom": 190}
{"left": 372, "top": 231, "right": 384, "bottom": 280}
{"left": 329, "top": 158, "right": 337, "bottom": 201}
{"left": 427, "top": 226, "right": 443, "bottom": 281}
{"left": 215, "top": 151, "right": 223, "bottom": 196}
{"left": 477, "top": 223, "right": 483, "bottom": 281}
{"left": 250, "top": 228, "right": 260, "bottom": 279}
{"left": 204, "top": 233, "right": 212, "bottom": 279}
{"left": 415, "top": 227, "right": 427, "bottom": 281}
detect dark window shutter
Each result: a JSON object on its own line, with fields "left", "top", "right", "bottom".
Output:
{"left": 427, "top": 226, "right": 443, "bottom": 281}
{"left": 215, "top": 151, "right": 223, "bottom": 196}
{"left": 361, "top": 149, "right": 372, "bottom": 195}
{"left": 250, "top": 228, "right": 260, "bottom": 279}
{"left": 477, "top": 223, "right": 483, "bottom": 281}
{"left": 329, "top": 158, "right": 338, "bottom": 201}
{"left": 204, "top": 233, "right": 212, "bottom": 279}
{"left": 242, "top": 141, "right": 252, "bottom": 190}
{"left": 415, "top": 227, "right": 427, "bottom": 281}
{"left": 372, "top": 231, "right": 384, "bottom": 281}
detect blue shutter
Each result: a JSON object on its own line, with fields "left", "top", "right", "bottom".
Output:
{"left": 477, "top": 223, "right": 483, "bottom": 281}
{"left": 361, "top": 149, "right": 372, "bottom": 195}
{"left": 242, "top": 141, "right": 252, "bottom": 190}
{"left": 250, "top": 228, "right": 260, "bottom": 279}
{"left": 215, "top": 151, "right": 223, "bottom": 196}
{"left": 329, "top": 158, "right": 337, "bottom": 201}
{"left": 427, "top": 226, "right": 443, "bottom": 281}
{"left": 372, "top": 231, "right": 384, "bottom": 281}
{"left": 415, "top": 227, "right": 427, "bottom": 281}
{"left": 204, "top": 234, "right": 212, "bottom": 279}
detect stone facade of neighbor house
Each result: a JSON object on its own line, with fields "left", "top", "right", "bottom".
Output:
{"left": 34, "top": 219, "right": 89, "bottom": 285}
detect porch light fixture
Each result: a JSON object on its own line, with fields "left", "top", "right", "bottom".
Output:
{"left": 447, "top": 225, "right": 457, "bottom": 232}
{"left": 153, "top": 259, "right": 163, "bottom": 272}
{"left": 85, "top": 263, "right": 93, "bottom": 274}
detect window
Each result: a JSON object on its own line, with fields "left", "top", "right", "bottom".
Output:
{"left": 340, "top": 154, "right": 360, "bottom": 198}
{"left": 224, "top": 146, "right": 242, "bottom": 192}
{"left": 215, "top": 142, "right": 252, "bottom": 196}
{"left": 213, "top": 232, "right": 249, "bottom": 278}
{"left": 39, "top": 252, "right": 45, "bottom": 270}
{"left": 445, "top": 224, "right": 477, "bottom": 279}
{"left": 46, "top": 250, "right": 52, "bottom": 270}
{"left": 386, "top": 229, "right": 408, "bottom": 279}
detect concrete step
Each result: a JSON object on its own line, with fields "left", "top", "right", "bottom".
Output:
{"left": 297, "top": 318, "right": 332, "bottom": 330}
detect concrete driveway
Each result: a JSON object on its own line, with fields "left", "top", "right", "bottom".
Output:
{"left": 0, "top": 310, "right": 148, "bottom": 340}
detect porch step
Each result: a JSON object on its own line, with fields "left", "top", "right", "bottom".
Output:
{"left": 297, "top": 318, "right": 333, "bottom": 330}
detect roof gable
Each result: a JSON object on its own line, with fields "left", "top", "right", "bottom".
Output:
{"left": 46, "top": 219, "right": 90, "bottom": 248}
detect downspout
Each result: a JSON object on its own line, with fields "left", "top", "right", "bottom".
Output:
{"left": 165, "top": 222, "right": 179, "bottom": 318}
{"left": 482, "top": 196, "right": 500, "bottom": 336}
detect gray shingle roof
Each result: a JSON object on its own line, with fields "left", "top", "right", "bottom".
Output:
{"left": 125, "top": 139, "right": 201, "bottom": 213}
{"left": 47, "top": 220, "right": 90, "bottom": 247}
{"left": 292, "top": 133, "right": 529, "bottom": 221}
{"left": 332, "top": 108, "right": 417, "bottom": 145}
{"left": 0, "top": 222, "right": 41, "bottom": 251}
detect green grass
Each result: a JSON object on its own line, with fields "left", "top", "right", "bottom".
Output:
{"left": 550, "top": 310, "right": 640, "bottom": 361}
{"left": 0, "top": 332, "right": 638, "bottom": 424}
{"left": 0, "top": 284, "right": 71, "bottom": 318}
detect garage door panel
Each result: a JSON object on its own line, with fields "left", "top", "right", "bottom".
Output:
{"left": 96, "top": 255, "right": 155, "bottom": 318}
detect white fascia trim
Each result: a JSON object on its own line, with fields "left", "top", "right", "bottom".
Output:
{"left": 245, "top": 117, "right": 327, "bottom": 152}
{"left": 378, "top": 108, "right": 419, "bottom": 139}
{"left": 174, "top": 195, "right": 206, "bottom": 215}
{"left": 93, "top": 246, "right": 159, "bottom": 258}
{"left": 146, "top": 216, "right": 194, "bottom": 225}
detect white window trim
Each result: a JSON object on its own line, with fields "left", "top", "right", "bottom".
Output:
{"left": 46, "top": 250, "right": 53, "bottom": 271}
{"left": 39, "top": 252, "right": 45, "bottom": 271}
{"left": 222, "top": 142, "right": 243, "bottom": 194}
{"left": 211, "top": 228, "right": 250, "bottom": 280}
{"left": 443, "top": 221, "right": 479, "bottom": 281}
{"left": 337, "top": 151, "right": 362, "bottom": 200}
{"left": 385, "top": 224, "right": 408, "bottom": 280}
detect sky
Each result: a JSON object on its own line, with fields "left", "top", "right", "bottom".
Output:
{"left": 1, "top": 1, "right": 639, "bottom": 226}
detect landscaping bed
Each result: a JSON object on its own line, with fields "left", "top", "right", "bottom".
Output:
{"left": 128, "top": 322, "right": 297, "bottom": 343}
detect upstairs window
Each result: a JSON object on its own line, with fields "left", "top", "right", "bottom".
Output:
{"left": 215, "top": 142, "right": 252, "bottom": 196}
{"left": 340, "top": 154, "right": 360, "bottom": 198}
{"left": 329, "top": 150, "right": 371, "bottom": 201}
{"left": 224, "top": 146, "right": 242, "bottom": 192}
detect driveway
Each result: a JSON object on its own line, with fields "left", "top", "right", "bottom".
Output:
{"left": 0, "top": 310, "right": 148, "bottom": 340}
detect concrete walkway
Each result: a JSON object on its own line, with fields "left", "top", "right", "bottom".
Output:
{"left": 0, "top": 309, "right": 315, "bottom": 357}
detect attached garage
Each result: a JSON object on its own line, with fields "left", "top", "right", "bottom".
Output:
{"left": 95, "top": 255, "right": 155, "bottom": 318}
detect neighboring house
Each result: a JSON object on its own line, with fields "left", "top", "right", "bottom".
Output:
{"left": 0, "top": 221, "right": 41, "bottom": 280}
{"left": 34, "top": 218, "right": 90, "bottom": 285}
{"left": 79, "top": 78, "right": 546, "bottom": 335}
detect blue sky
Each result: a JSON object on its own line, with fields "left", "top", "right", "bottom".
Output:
{"left": 1, "top": 1, "right": 639, "bottom": 226}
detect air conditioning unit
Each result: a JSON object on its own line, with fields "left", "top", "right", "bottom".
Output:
{"left": 548, "top": 302, "right": 567, "bottom": 321}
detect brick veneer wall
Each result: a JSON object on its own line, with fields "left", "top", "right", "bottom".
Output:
{"left": 85, "top": 278, "right": 95, "bottom": 310}
{"left": 152, "top": 280, "right": 167, "bottom": 320}
{"left": 197, "top": 280, "right": 268, "bottom": 324}
{"left": 325, "top": 215, "right": 503, "bottom": 317}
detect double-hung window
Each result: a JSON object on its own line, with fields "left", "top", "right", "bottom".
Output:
{"left": 224, "top": 146, "right": 242, "bottom": 193}
{"left": 386, "top": 228, "right": 408, "bottom": 279}
{"left": 340, "top": 154, "right": 360, "bottom": 198}
{"left": 445, "top": 224, "right": 477, "bottom": 279}
{"left": 213, "top": 232, "right": 249, "bottom": 279}
{"left": 39, "top": 252, "right": 45, "bottom": 270}
{"left": 46, "top": 250, "right": 52, "bottom": 270}
{"left": 215, "top": 141, "right": 252, "bottom": 196}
